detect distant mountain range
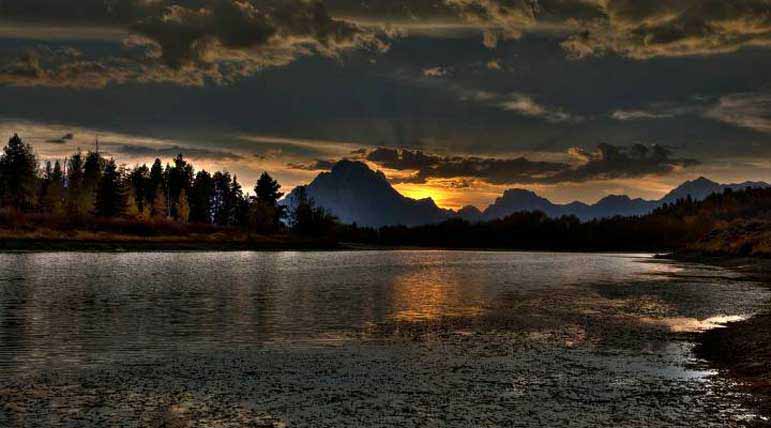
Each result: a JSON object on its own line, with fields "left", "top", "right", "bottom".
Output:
{"left": 285, "top": 161, "right": 769, "bottom": 227}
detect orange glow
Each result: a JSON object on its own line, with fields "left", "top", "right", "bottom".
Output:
{"left": 393, "top": 183, "right": 453, "bottom": 207}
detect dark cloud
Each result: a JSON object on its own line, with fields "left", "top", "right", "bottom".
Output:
{"left": 110, "top": 143, "right": 243, "bottom": 160}
{"left": 433, "top": 0, "right": 771, "bottom": 59}
{"left": 363, "top": 144, "right": 699, "bottom": 185}
{"left": 287, "top": 159, "right": 337, "bottom": 171}
{"left": 0, "top": 0, "right": 385, "bottom": 87}
{"left": 365, "top": 147, "right": 566, "bottom": 185}
{"left": 553, "top": 143, "right": 700, "bottom": 183}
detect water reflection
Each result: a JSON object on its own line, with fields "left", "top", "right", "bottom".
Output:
{"left": 387, "top": 263, "right": 484, "bottom": 322}
{"left": 0, "top": 251, "right": 769, "bottom": 427}
{"left": 0, "top": 251, "right": 767, "bottom": 374}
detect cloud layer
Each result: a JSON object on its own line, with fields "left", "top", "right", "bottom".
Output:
{"left": 0, "top": 0, "right": 385, "bottom": 87}
{"left": 359, "top": 144, "right": 699, "bottom": 185}
{"left": 442, "top": 0, "right": 771, "bottom": 59}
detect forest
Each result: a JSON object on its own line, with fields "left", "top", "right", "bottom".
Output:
{"left": 0, "top": 134, "right": 337, "bottom": 245}
{"left": 0, "top": 133, "right": 768, "bottom": 255}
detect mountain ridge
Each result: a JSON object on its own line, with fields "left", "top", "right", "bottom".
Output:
{"left": 286, "top": 162, "right": 769, "bottom": 227}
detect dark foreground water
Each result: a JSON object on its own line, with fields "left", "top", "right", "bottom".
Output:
{"left": 0, "top": 251, "right": 769, "bottom": 427}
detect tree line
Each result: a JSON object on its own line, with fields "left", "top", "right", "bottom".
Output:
{"left": 338, "top": 186, "right": 771, "bottom": 251}
{"left": 0, "top": 134, "right": 336, "bottom": 236}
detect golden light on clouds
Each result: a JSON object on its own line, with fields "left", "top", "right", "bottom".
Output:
{"left": 394, "top": 183, "right": 454, "bottom": 208}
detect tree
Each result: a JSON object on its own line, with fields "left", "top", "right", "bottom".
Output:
{"left": 166, "top": 154, "right": 193, "bottom": 220}
{"left": 66, "top": 150, "right": 88, "bottom": 216}
{"left": 151, "top": 186, "right": 168, "bottom": 220}
{"left": 148, "top": 158, "right": 165, "bottom": 210}
{"left": 212, "top": 171, "right": 233, "bottom": 226}
{"left": 95, "top": 159, "right": 126, "bottom": 217}
{"left": 190, "top": 170, "right": 214, "bottom": 223}
{"left": 83, "top": 151, "right": 104, "bottom": 214}
{"left": 125, "top": 187, "right": 141, "bottom": 219}
{"left": 128, "top": 164, "right": 150, "bottom": 214}
{"left": 251, "top": 172, "right": 286, "bottom": 232}
{"left": 0, "top": 134, "right": 38, "bottom": 211}
{"left": 254, "top": 172, "right": 284, "bottom": 206}
{"left": 290, "top": 186, "right": 337, "bottom": 237}
{"left": 177, "top": 188, "right": 190, "bottom": 223}
{"left": 40, "top": 160, "right": 65, "bottom": 215}
{"left": 231, "top": 175, "right": 248, "bottom": 227}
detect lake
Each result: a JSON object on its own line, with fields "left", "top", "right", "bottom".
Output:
{"left": 0, "top": 251, "right": 768, "bottom": 427}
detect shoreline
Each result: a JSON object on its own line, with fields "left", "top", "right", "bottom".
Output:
{"left": 0, "top": 236, "right": 340, "bottom": 253}
{"left": 666, "top": 251, "right": 771, "bottom": 423}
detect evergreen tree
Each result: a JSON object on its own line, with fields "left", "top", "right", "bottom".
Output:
{"left": 212, "top": 171, "right": 242, "bottom": 226}
{"left": 290, "top": 186, "right": 337, "bottom": 237}
{"left": 41, "top": 160, "right": 65, "bottom": 215}
{"left": 251, "top": 172, "right": 286, "bottom": 232}
{"left": 0, "top": 134, "right": 38, "bottom": 211}
{"left": 95, "top": 159, "right": 125, "bottom": 217}
{"left": 66, "top": 150, "right": 87, "bottom": 216}
{"left": 39, "top": 161, "right": 54, "bottom": 212}
{"left": 128, "top": 164, "right": 150, "bottom": 214}
{"left": 231, "top": 175, "right": 247, "bottom": 226}
{"left": 83, "top": 151, "right": 104, "bottom": 214}
{"left": 254, "top": 172, "right": 284, "bottom": 206}
{"left": 190, "top": 170, "right": 214, "bottom": 223}
{"left": 167, "top": 154, "right": 193, "bottom": 220}
{"left": 148, "top": 158, "right": 165, "bottom": 210}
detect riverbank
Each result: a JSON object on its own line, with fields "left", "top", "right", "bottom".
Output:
{"left": 0, "top": 228, "right": 337, "bottom": 252}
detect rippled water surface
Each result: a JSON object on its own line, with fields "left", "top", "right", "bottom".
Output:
{"left": 0, "top": 251, "right": 768, "bottom": 427}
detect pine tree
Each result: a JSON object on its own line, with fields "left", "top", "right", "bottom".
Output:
{"left": 167, "top": 154, "right": 193, "bottom": 220}
{"left": 190, "top": 170, "right": 214, "bottom": 223}
{"left": 95, "top": 159, "right": 125, "bottom": 217}
{"left": 66, "top": 150, "right": 87, "bottom": 217}
{"left": 252, "top": 171, "right": 286, "bottom": 232}
{"left": 0, "top": 134, "right": 38, "bottom": 211}
{"left": 41, "top": 160, "right": 65, "bottom": 215}
{"left": 290, "top": 186, "right": 337, "bottom": 237}
{"left": 212, "top": 171, "right": 233, "bottom": 226}
{"left": 148, "top": 159, "right": 165, "bottom": 210}
{"left": 128, "top": 164, "right": 150, "bottom": 214}
{"left": 83, "top": 151, "right": 104, "bottom": 214}
{"left": 254, "top": 172, "right": 284, "bottom": 206}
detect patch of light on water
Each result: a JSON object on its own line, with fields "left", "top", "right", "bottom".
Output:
{"left": 642, "top": 314, "right": 749, "bottom": 333}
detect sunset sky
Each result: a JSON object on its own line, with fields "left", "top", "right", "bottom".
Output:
{"left": 1, "top": 0, "right": 770, "bottom": 209}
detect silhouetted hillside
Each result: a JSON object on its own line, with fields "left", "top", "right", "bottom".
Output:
{"left": 283, "top": 160, "right": 452, "bottom": 227}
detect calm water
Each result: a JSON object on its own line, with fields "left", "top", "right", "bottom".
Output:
{"left": 0, "top": 251, "right": 768, "bottom": 427}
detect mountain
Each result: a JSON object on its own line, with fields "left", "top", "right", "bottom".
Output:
{"left": 476, "top": 177, "right": 769, "bottom": 222}
{"left": 474, "top": 191, "right": 657, "bottom": 222}
{"left": 287, "top": 161, "right": 769, "bottom": 227}
{"left": 456, "top": 205, "right": 483, "bottom": 223}
{"left": 284, "top": 160, "right": 451, "bottom": 227}
{"left": 660, "top": 177, "right": 770, "bottom": 205}
{"left": 481, "top": 189, "right": 559, "bottom": 220}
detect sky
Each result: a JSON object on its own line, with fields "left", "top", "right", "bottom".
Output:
{"left": 1, "top": 0, "right": 770, "bottom": 210}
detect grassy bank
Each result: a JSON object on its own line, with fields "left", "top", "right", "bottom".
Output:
{"left": 0, "top": 228, "right": 337, "bottom": 252}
